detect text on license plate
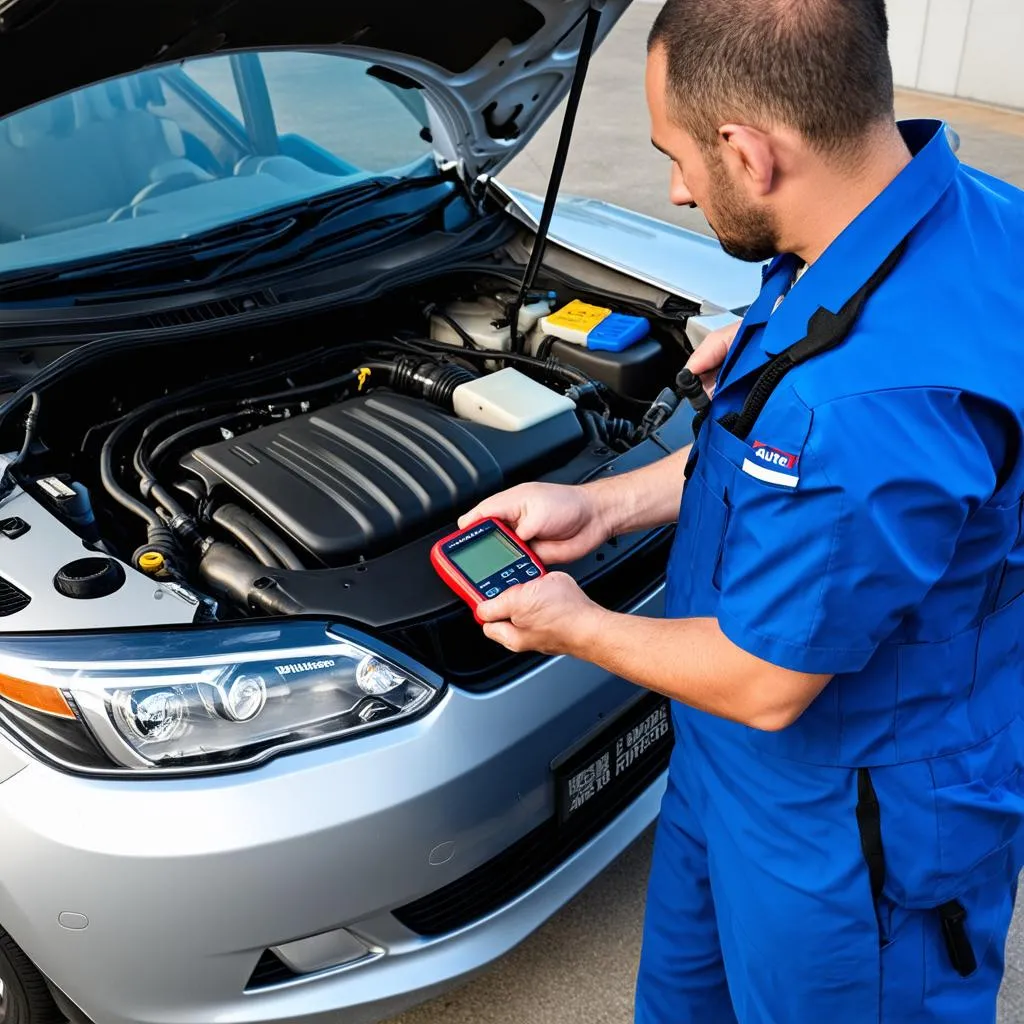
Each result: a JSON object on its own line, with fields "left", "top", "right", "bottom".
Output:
{"left": 557, "top": 697, "right": 672, "bottom": 823}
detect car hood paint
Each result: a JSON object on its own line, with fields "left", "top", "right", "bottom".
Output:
{"left": 0, "top": 0, "right": 632, "bottom": 178}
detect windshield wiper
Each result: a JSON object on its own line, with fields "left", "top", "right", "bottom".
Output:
{"left": 202, "top": 186, "right": 459, "bottom": 284}
{"left": 0, "top": 174, "right": 455, "bottom": 303}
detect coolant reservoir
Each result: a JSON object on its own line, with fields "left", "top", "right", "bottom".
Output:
{"left": 429, "top": 296, "right": 553, "bottom": 352}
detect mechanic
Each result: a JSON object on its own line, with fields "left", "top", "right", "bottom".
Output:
{"left": 458, "top": 0, "right": 1024, "bottom": 1020}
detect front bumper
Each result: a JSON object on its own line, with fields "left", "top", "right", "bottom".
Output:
{"left": 0, "top": 590, "right": 665, "bottom": 1024}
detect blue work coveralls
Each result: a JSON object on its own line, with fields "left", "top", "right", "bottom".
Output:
{"left": 636, "top": 119, "right": 1024, "bottom": 1022}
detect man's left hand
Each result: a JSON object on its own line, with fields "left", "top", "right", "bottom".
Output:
{"left": 477, "top": 570, "right": 833, "bottom": 731}
{"left": 476, "top": 572, "right": 600, "bottom": 656}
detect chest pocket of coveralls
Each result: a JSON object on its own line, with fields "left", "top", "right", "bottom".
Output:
{"left": 678, "top": 233, "right": 910, "bottom": 625}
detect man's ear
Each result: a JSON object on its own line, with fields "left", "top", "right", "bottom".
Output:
{"left": 718, "top": 124, "right": 776, "bottom": 198}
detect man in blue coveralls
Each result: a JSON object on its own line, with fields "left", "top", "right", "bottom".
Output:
{"left": 460, "top": 0, "right": 1024, "bottom": 1020}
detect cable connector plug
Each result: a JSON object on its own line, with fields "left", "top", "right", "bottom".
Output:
{"left": 635, "top": 386, "right": 680, "bottom": 441}
{"left": 674, "top": 368, "right": 710, "bottom": 414}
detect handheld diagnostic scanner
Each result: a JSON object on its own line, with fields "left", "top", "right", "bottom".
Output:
{"left": 431, "top": 518, "right": 546, "bottom": 622}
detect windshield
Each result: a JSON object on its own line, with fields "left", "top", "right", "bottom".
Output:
{"left": 0, "top": 51, "right": 437, "bottom": 276}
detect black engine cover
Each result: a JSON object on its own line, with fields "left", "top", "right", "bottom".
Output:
{"left": 181, "top": 391, "right": 582, "bottom": 565}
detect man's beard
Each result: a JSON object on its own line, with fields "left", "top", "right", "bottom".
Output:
{"left": 704, "top": 156, "right": 780, "bottom": 263}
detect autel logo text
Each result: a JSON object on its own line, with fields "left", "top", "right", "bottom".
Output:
{"left": 751, "top": 441, "right": 799, "bottom": 471}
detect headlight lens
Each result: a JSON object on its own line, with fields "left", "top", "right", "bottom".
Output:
{"left": 0, "top": 624, "right": 442, "bottom": 773}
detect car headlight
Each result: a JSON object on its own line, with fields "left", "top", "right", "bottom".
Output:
{"left": 0, "top": 622, "right": 442, "bottom": 773}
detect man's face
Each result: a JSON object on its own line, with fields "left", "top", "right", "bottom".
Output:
{"left": 645, "top": 45, "right": 779, "bottom": 263}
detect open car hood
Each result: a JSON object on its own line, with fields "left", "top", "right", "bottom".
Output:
{"left": 0, "top": 0, "right": 632, "bottom": 178}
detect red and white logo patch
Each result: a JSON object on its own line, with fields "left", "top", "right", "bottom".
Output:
{"left": 742, "top": 440, "right": 800, "bottom": 487}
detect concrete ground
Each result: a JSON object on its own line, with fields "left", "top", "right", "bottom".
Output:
{"left": 390, "top": 4, "right": 1024, "bottom": 1022}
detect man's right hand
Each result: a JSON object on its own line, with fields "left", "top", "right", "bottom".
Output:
{"left": 687, "top": 319, "right": 742, "bottom": 398}
{"left": 458, "top": 482, "right": 611, "bottom": 565}
{"left": 457, "top": 327, "right": 742, "bottom": 565}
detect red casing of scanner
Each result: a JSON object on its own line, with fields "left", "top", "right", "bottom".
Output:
{"left": 430, "top": 517, "right": 547, "bottom": 624}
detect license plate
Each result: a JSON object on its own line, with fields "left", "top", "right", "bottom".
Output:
{"left": 554, "top": 694, "right": 673, "bottom": 824}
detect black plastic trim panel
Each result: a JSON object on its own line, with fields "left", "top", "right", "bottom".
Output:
{"left": 0, "top": 575, "right": 30, "bottom": 616}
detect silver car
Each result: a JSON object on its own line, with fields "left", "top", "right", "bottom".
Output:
{"left": 0, "top": 2, "right": 761, "bottom": 1022}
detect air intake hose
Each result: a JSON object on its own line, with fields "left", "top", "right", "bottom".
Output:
{"left": 385, "top": 357, "right": 477, "bottom": 411}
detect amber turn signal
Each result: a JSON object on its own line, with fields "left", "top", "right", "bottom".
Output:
{"left": 0, "top": 672, "right": 75, "bottom": 718}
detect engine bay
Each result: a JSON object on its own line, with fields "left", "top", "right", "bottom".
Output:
{"left": 0, "top": 268, "right": 694, "bottom": 681}
{"left": 181, "top": 388, "right": 584, "bottom": 567}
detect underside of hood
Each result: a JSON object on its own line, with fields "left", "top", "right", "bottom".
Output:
{"left": 0, "top": 0, "right": 632, "bottom": 177}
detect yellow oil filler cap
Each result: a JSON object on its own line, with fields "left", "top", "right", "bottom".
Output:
{"left": 138, "top": 551, "right": 165, "bottom": 574}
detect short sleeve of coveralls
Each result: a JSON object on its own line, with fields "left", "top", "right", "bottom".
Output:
{"left": 715, "top": 387, "right": 1004, "bottom": 675}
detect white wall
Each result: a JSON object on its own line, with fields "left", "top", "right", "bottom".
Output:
{"left": 888, "top": 0, "right": 1024, "bottom": 109}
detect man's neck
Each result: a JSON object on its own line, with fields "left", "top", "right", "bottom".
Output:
{"left": 785, "top": 126, "right": 913, "bottom": 266}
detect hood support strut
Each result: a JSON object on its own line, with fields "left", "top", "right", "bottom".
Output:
{"left": 507, "top": 2, "right": 603, "bottom": 353}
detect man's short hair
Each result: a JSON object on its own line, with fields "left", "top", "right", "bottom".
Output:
{"left": 648, "top": 0, "right": 895, "bottom": 156}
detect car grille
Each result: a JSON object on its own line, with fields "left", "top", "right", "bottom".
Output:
{"left": 392, "top": 716, "right": 670, "bottom": 937}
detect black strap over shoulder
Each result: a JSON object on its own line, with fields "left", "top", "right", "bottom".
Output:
{"left": 685, "top": 234, "right": 910, "bottom": 480}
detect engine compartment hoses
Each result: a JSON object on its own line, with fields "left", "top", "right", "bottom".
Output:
{"left": 120, "top": 353, "right": 332, "bottom": 481}
{"left": 423, "top": 305, "right": 481, "bottom": 350}
{"left": 210, "top": 506, "right": 283, "bottom": 569}
{"left": 142, "top": 411, "right": 251, "bottom": 485}
{"left": 137, "top": 370, "right": 362, "bottom": 482}
{"left": 386, "top": 357, "right": 477, "bottom": 410}
{"left": 98, "top": 372, "right": 236, "bottom": 530}
{"left": 133, "top": 401, "right": 222, "bottom": 481}
{"left": 147, "top": 482, "right": 189, "bottom": 522}
{"left": 0, "top": 391, "right": 41, "bottom": 503}
{"left": 100, "top": 417, "right": 166, "bottom": 530}
{"left": 102, "top": 351, "right": 349, "bottom": 535}
{"left": 234, "top": 369, "right": 361, "bottom": 409}
{"left": 580, "top": 410, "right": 634, "bottom": 450}
{"left": 132, "top": 522, "right": 183, "bottom": 577}
{"left": 212, "top": 504, "right": 304, "bottom": 571}
{"left": 603, "top": 416, "right": 635, "bottom": 445}
{"left": 130, "top": 349, "right": 334, "bottom": 432}
{"left": 14, "top": 391, "right": 40, "bottom": 466}
{"left": 197, "top": 542, "right": 305, "bottom": 615}
{"left": 134, "top": 369, "right": 364, "bottom": 497}
{"left": 386, "top": 337, "right": 598, "bottom": 390}
{"left": 131, "top": 349, "right": 341, "bottom": 459}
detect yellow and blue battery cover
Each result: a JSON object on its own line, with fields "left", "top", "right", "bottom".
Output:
{"left": 587, "top": 312, "right": 650, "bottom": 352}
{"left": 540, "top": 300, "right": 649, "bottom": 351}
{"left": 539, "top": 299, "right": 611, "bottom": 346}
